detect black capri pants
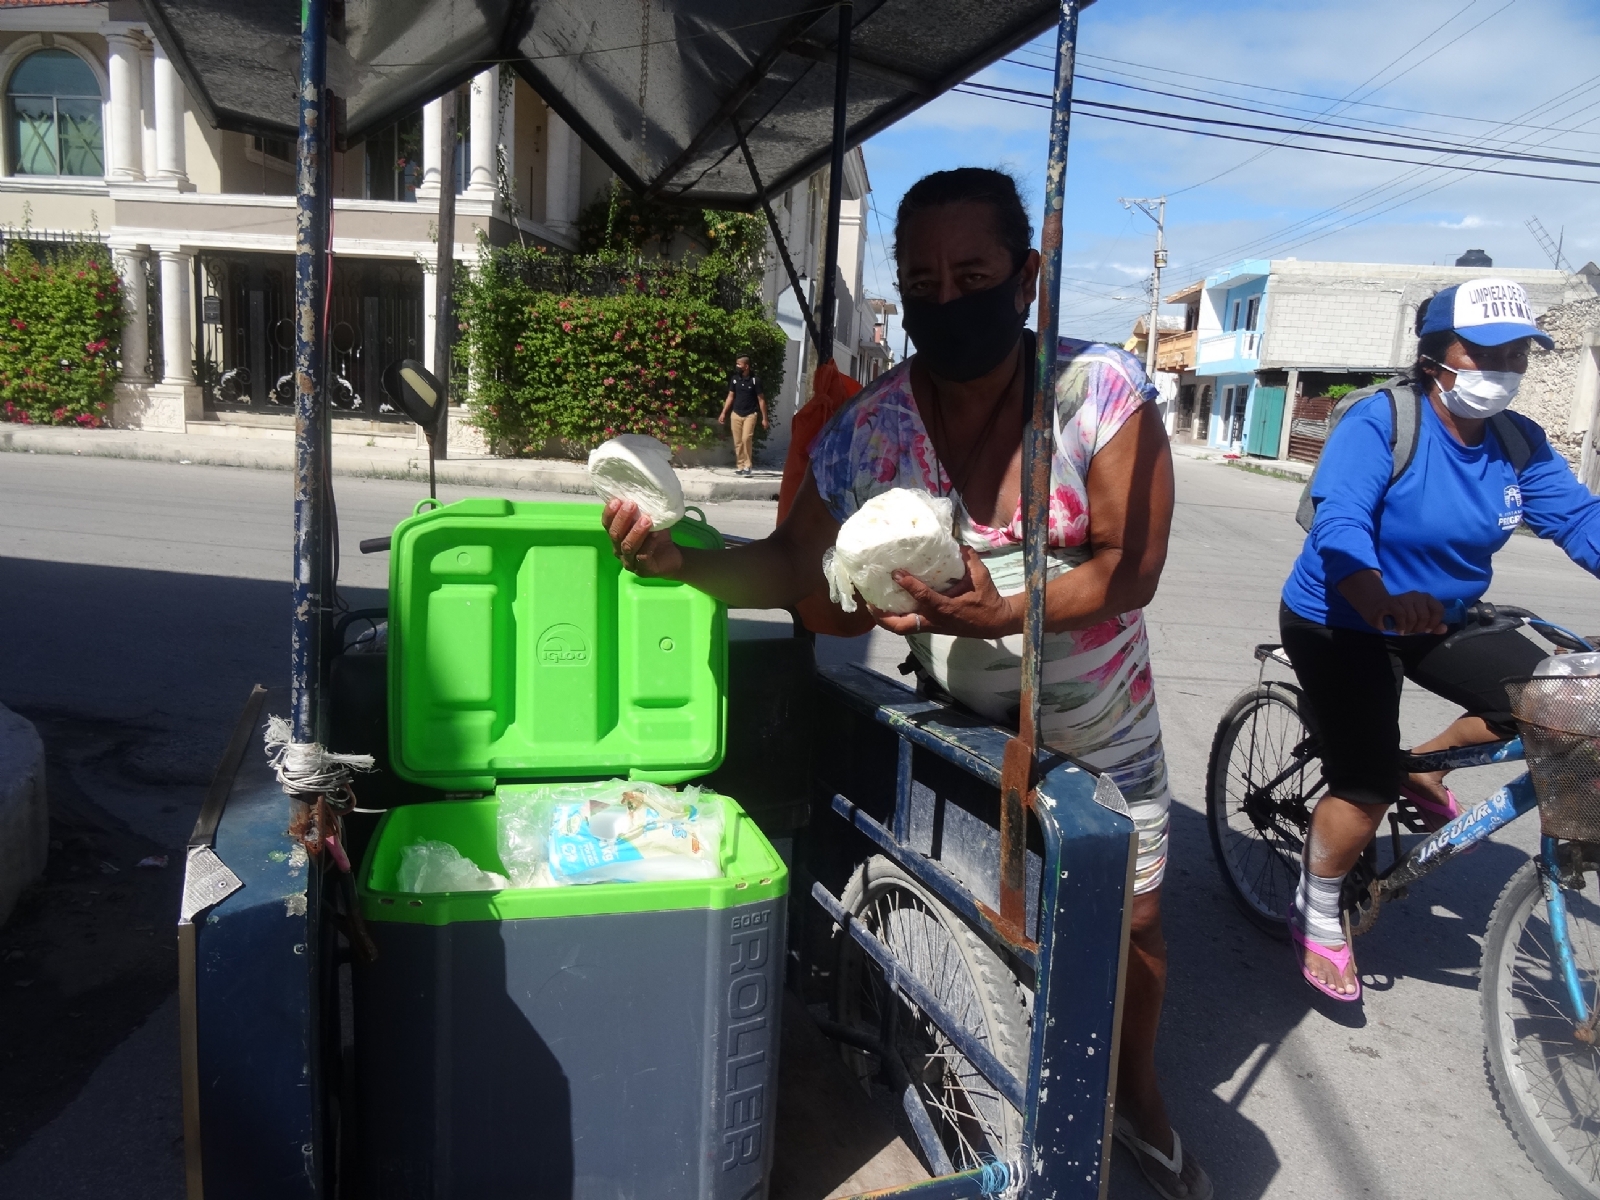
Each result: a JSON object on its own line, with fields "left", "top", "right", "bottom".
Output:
{"left": 1279, "top": 601, "right": 1548, "bottom": 807}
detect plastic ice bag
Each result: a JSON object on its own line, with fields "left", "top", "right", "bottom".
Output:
{"left": 396, "top": 840, "right": 509, "bottom": 893}
{"left": 587, "top": 434, "right": 685, "bottom": 530}
{"left": 497, "top": 780, "right": 724, "bottom": 887}
{"left": 823, "top": 488, "right": 964, "bottom": 614}
{"left": 1535, "top": 652, "right": 1600, "bottom": 678}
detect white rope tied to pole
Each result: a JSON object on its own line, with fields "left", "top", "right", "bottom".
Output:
{"left": 264, "top": 714, "right": 374, "bottom": 800}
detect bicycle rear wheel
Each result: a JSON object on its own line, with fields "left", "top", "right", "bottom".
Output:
{"left": 835, "top": 855, "right": 1031, "bottom": 1171}
{"left": 1483, "top": 858, "right": 1600, "bottom": 1200}
{"left": 1205, "top": 682, "right": 1324, "bottom": 936}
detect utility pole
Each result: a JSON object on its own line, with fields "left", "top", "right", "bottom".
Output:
{"left": 1120, "top": 196, "right": 1167, "bottom": 379}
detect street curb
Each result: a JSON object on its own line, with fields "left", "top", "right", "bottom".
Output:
{"left": 1224, "top": 458, "right": 1313, "bottom": 484}
{"left": 0, "top": 425, "right": 783, "bottom": 503}
{"left": 0, "top": 702, "right": 47, "bottom": 928}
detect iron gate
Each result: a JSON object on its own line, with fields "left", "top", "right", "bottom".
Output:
{"left": 198, "top": 253, "right": 423, "bottom": 416}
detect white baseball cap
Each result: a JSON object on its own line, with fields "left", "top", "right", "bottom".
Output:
{"left": 1418, "top": 277, "right": 1554, "bottom": 349}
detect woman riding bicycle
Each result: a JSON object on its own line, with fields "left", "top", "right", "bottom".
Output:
{"left": 1280, "top": 277, "right": 1600, "bottom": 1001}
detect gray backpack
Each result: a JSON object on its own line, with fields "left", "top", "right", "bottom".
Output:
{"left": 1294, "top": 377, "right": 1534, "bottom": 532}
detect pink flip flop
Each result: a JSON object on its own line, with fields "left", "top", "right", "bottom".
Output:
{"left": 1289, "top": 914, "right": 1362, "bottom": 1003}
{"left": 1398, "top": 782, "right": 1462, "bottom": 833}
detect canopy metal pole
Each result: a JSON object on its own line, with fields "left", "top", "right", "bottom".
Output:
{"left": 735, "top": 125, "right": 822, "bottom": 355}
{"left": 290, "top": 0, "right": 329, "bottom": 746}
{"left": 816, "top": 0, "right": 852, "bottom": 361}
{"left": 998, "top": 0, "right": 1081, "bottom": 939}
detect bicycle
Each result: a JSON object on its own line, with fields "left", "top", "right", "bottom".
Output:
{"left": 1205, "top": 602, "right": 1600, "bottom": 1200}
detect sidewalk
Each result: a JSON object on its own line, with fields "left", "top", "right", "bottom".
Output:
{"left": 1169, "top": 436, "right": 1313, "bottom": 483}
{"left": 0, "top": 424, "right": 783, "bottom": 502}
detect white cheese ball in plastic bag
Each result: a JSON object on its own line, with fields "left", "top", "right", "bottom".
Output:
{"left": 587, "top": 433, "right": 684, "bottom": 530}
{"left": 823, "top": 488, "right": 964, "bottom": 614}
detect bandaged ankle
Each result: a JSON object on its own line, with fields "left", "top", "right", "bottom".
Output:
{"left": 1294, "top": 866, "right": 1346, "bottom": 945}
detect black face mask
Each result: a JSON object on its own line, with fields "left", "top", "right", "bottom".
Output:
{"left": 900, "top": 267, "right": 1028, "bottom": 383}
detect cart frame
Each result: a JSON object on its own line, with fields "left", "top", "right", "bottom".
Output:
{"left": 177, "top": 3, "right": 1137, "bottom": 1197}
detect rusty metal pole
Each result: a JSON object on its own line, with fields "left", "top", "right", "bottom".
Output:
{"left": 290, "top": 0, "right": 328, "bottom": 746}
{"left": 998, "top": 0, "right": 1081, "bottom": 939}
{"left": 816, "top": 0, "right": 851, "bottom": 361}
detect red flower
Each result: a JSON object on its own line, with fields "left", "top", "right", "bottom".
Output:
{"left": 10, "top": 318, "right": 24, "bottom": 331}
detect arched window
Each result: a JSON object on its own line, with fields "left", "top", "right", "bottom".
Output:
{"left": 8, "top": 49, "right": 102, "bottom": 176}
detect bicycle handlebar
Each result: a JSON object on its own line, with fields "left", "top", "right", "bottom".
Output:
{"left": 1441, "top": 600, "right": 1595, "bottom": 653}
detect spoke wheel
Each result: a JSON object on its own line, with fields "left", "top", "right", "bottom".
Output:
{"left": 1483, "top": 858, "right": 1600, "bottom": 1200}
{"left": 836, "top": 856, "right": 1031, "bottom": 1172}
{"left": 1205, "top": 682, "right": 1324, "bottom": 937}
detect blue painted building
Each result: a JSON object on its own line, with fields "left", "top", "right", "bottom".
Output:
{"left": 1168, "top": 257, "right": 1584, "bottom": 461}
{"left": 1192, "top": 261, "right": 1269, "bottom": 452}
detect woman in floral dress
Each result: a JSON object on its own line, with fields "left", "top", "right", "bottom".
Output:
{"left": 603, "top": 168, "right": 1206, "bottom": 1200}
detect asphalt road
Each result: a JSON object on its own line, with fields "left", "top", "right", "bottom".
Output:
{"left": 1, "top": 449, "right": 1596, "bottom": 1199}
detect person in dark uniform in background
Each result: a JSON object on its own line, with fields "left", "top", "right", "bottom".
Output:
{"left": 718, "top": 355, "right": 768, "bottom": 476}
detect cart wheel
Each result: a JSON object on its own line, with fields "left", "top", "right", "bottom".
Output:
{"left": 835, "top": 855, "right": 1031, "bottom": 1172}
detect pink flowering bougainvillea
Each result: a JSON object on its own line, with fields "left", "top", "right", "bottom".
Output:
{"left": 0, "top": 243, "right": 121, "bottom": 426}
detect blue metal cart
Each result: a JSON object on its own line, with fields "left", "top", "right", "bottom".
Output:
{"left": 154, "top": 1, "right": 1133, "bottom": 1196}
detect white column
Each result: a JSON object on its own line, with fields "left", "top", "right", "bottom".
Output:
{"left": 105, "top": 32, "right": 144, "bottom": 181}
{"left": 467, "top": 68, "right": 496, "bottom": 196}
{"left": 152, "top": 41, "right": 187, "bottom": 185}
{"left": 139, "top": 42, "right": 157, "bottom": 176}
{"left": 422, "top": 265, "right": 438, "bottom": 377}
{"left": 158, "top": 249, "right": 193, "bottom": 384}
{"left": 418, "top": 97, "right": 443, "bottom": 197}
{"left": 545, "top": 112, "right": 582, "bottom": 232}
{"left": 117, "top": 248, "right": 149, "bottom": 383}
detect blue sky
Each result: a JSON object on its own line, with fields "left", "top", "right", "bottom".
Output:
{"left": 857, "top": 0, "right": 1600, "bottom": 346}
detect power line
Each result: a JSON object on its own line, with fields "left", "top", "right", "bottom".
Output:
{"left": 1170, "top": 71, "right": 1600, "bottom": 275}
{"left": 1166, "top": 0, "right": 1518, "bottom": 194}
{"left": 957, "top": 82, "right": 1600, "bottom": 170}
{"left": 1039, "top": 50, "right": 1600, "bottom": 139}
{"left": 949, "top": 86, "right": 1600, "bottom": 186}
{"left": 997, "top": 66, "right": 1600, "bottom": 154}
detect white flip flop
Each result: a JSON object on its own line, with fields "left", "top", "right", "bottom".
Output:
{"left": 1113, "top": 1114, "right": 1214, "bottom": 1200}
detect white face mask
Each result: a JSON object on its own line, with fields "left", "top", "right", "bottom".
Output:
{"left": 1440, "top": 368, "right": 1521, "bottom": 418}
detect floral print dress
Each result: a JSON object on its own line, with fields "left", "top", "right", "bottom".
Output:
{"left": 809, "top": 340, "right": 1172, "bottom": 894}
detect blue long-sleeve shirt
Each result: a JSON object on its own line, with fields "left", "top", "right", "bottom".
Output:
{"left": 1282, "top": 393, "right": 1600, "bottom": 631}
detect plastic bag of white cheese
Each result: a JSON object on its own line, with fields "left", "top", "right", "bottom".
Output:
{"left": 823, "top": 488, "right": 964, "bottom": 614}
{"left": 587, "top": 434, "right": 684, "bottom": 530}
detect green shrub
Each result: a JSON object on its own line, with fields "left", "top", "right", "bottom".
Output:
{"left": 1325, "top": 375, "right": 1377, "bottom": 402}
{"left": 0, "top": 242, "right": 121, "bottom": 427}
{"left": 458, "top": 196, "right": 785, "bottom": 456}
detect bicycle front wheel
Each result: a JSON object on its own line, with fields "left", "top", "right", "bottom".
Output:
{"left": 1205, "top": 682, "right": 1324, "bottom": 936}
{"left": 1483, "top": 857, "right": 1600, "bottom": 1200}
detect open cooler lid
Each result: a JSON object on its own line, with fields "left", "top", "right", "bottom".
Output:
{"left": 387, "top": 498, "right": 727, "bottom": 791}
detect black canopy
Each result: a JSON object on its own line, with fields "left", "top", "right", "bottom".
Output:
{"left": 138, "top": 0, "right": 1080, "bottom": 208}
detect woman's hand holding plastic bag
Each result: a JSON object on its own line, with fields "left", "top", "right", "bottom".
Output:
{"left": 869, "top": 545, "right": 1021, "bottom": 639}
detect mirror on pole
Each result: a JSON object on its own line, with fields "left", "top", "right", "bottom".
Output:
{"left": 383, "top": 357, "right": 445, "bottom": 499}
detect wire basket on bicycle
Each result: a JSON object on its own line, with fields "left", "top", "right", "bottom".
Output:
{"left": 1507, "top": 668, "right": 1600, "bottom": 842}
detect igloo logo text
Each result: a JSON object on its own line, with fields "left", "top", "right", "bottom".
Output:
{"left": 537, "top": 624, "right": 589, "bottom": 665}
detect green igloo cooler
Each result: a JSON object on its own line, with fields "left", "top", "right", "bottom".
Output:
{"left": 354, "top": 498, "right": 789, "bottom": 1200}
